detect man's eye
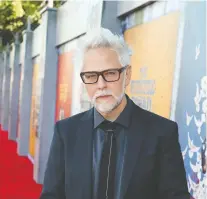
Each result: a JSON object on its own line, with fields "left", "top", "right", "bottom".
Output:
{"left": 105, "top": 71, "right": 116, "bottom": 76}
{"left": 85, "top": 74, "right": 97, "bottom": 79}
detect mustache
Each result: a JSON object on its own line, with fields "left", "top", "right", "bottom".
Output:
{"left": 92, "top": 90, "right": 113, "bottom": 101}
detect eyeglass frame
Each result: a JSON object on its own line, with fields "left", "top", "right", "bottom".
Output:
{"left": 80, "top": 65, "right": 129, "bottom": 84}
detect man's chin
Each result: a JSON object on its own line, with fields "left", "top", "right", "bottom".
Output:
{"left": 96, "top": 106, "right": 113, "bottom": 114}
{"left": 95, "top": 101, "right": 114, "bottom": 112}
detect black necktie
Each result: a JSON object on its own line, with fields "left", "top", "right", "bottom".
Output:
{"left": 97, "top": 121, "right": 117, "bottom": 199}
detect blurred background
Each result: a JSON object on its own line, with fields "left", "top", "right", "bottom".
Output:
{"left": 0, "top": 0, "right": 206, "bottom": 198}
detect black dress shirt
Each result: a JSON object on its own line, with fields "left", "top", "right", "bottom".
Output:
{"left": 92, "top": 95, "right": 133, "bottom": 199}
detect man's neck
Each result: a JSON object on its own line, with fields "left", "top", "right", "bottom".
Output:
{"left": 100, "top": 95, "right": 127, "bottom": 122}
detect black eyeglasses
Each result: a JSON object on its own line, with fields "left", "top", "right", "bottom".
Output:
{"left": 80, "top": 65, "right": 128, "bottom": 84}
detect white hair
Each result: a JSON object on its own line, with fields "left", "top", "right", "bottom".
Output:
{"left": 73, "top": 28, "right": 132, "bottom": 70}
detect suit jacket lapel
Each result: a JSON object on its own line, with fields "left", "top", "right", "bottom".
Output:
{"left": 121, "top": 105, "right": 146, "bottom": 197}
{"left": 70, "top": 109, "right": 94, "bottom": 199}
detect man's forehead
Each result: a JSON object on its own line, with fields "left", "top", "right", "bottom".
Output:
{"left": 84, "top": 48, "right": 119, "bottom": 61}
{"left": 82, "top": 48, "right": 121, "bottom": 72}
{"left": 82, "top": 66, "right": 119, "bottom": 72}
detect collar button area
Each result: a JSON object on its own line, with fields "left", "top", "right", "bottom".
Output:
{"left": 99, "top": 121, "right": 117, "bottom": 133}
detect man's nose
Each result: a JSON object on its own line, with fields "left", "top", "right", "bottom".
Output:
{"left": 97, "top": 75, "right": 107, "bottom": 89}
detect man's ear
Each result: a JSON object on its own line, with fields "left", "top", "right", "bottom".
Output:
{"left": 125, "top": 65, "right": 132, "bottom": 87}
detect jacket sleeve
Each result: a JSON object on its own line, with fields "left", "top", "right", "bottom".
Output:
{"left": 158, "top": 122, "right": 190, "bottom": 199}
{"left": 39, "top": 122, "right": 65, "bottom": 199}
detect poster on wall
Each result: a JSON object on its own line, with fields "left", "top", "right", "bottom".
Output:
{"left": 29, "top": 57, "right": 41, "bottom": 159}
{"left": 55, "top": 51, "right": 74, "bottom": 122}
{"left": 80, "top": 83, "right": 92, "bottom": 112}
{"left": 124, "top": 11, "right": 180, "bottom": 119}
{"left": 174, "top": 2, "right": 206, "bottom": 198}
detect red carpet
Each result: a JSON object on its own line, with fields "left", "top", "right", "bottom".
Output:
{"left": 0, "top": 126, "right": 42, "bottom": 199}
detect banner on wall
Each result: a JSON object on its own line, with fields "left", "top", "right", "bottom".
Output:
{"left": 80, "top": 83, "right": 92, "bottom": 112}
{"left": 29, "top": 57, "right": 41, "bottom": 158}
{"left": 55, "top": 52, "right": 74, "bottom": 122}
{"left": 124, "top": 11, "right": 180, "bottom": 118}
{"left": 174, "top": 2, "right": 206, "bottom": 198}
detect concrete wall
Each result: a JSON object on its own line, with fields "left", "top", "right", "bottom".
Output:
{"left": 56, "top": 0, "right": 88, "bottom": 46}
{"left": 8, "top": 45, "right": 15, "bottom": 131}
{"left": 0, "top": 53, "right": 5, "bottom": 124}
{"left": 8, "top": 37, "right": 21, "bottom": 141}
{"left": 32, "top": 24, "right": 42, "bottom": 58}
{"left": 87, "top": 0, "right": 103, "bottom": 30}
{"left": 56, "top": 0, "right": 104, "bottom": 46}
{"left": 1, "top": 47, "right": 11, "bottom": 131}
{"left": 117, "top": 0, "right": 152, "bottom": 17}
{"left": 17, "top": 30, "right": 33, "bottom": 155}
{"left": 19, "top": 38, "right": 26, "bottom": 65}
{"left": 33, "top": 8, "right": 59, "bottom": 184}
{"left": 101, "top": 1, "right": 121, "bottom": 34}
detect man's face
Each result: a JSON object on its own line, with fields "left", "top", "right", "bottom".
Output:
{"left": 81, "top": 47, "right": 131, "bottom": 113}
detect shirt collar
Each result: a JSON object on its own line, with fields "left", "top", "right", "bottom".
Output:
{"left": 94, "top": 107, "right": 105, "bottom": 129}
{"left": 93, "top": 94, "right": 133, "bottom": 129}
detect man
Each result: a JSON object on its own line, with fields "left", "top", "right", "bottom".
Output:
{"left": 40, "top": 28, "right": 190, "bottom": 199}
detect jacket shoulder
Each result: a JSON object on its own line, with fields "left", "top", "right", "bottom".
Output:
{"left": 133, "top": 104, "right": 178, "bottom": 136}
{"left": 55, "top": 109, "right": 91, "bottom": 134}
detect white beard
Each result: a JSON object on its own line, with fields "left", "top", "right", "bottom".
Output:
{"left": 94, "top": 92, "right": 125, "bottom": 113}
{"left": 91, "top": 75, "right": 126, "bottom": 113}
